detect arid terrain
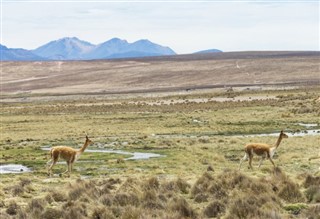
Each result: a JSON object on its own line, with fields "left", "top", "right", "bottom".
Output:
{"left": 0, "top": 52, "right": 320, "bottom": 218}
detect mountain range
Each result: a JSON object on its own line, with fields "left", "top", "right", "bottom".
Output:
{"left": 1, "top": 37, "right": 222, "bottom": 61}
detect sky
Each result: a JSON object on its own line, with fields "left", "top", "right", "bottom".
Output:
{"left": 1, "top": 0, "right": 319, "bottom": 54}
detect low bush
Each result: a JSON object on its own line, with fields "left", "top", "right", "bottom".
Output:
{"left": 305, "top": 185, "right": 320, "bottom": 203}
{"left": 277, "top": 180, "right": 305, "bottom": 203}
{"left": 203, "top": 200, "right": 226, "bottom": 218}
{"left": 6, "top": 200, "right": 20, "bottom": 215}
{"left": 41, "top": 207, "right": 63, "bottom": 219}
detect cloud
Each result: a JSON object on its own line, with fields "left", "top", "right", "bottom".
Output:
{"left": 1, "top": 1, "right": 319, "bottom": 53}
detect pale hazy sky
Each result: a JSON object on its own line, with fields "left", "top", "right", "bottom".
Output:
{"left": 1, "top": 0, "right": 319, "bottom": 54}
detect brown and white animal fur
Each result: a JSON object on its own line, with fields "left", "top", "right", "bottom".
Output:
{"left": 47, "top": 136, "right": 93, "bottom": 177}
{"left": 239, "top": 130, "right": 288, "bottom": 170}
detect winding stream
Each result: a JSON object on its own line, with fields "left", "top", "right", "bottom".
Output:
{"left": 0, "top": 148, "right": 163, "bottom": 174}
{"left": 0, "top": 164, "right": 32, "bottom": 174}
{"left": 41, "top": 148, "right": 163, "bottom": 160}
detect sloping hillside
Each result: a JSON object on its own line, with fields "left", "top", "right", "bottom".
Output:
{"left": 1, "top": 51, "right": 319, "bottom": 96}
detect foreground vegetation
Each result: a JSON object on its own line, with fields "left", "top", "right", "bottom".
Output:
{"left": 0, "top": 87, "right": 319, "bottom": 218}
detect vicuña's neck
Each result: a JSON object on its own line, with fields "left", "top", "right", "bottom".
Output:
{"left": 275, "top": 135, "right": 283, "bottom": 148}
{"left": 78, "top": 142, "right": 89, "bottom": 154}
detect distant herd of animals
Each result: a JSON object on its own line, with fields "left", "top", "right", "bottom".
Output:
{"left": 46, "top": 131, "right": 319, "bottom": 177}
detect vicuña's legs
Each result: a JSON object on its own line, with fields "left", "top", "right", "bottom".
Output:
{"left": 48, "top": 160, "right": 57, "bottom": 176}
{"left": 258, "top": 157, "right": 265, "bottom": 168}
{"left": 249, "top": 154, "right": 254, "bottom": 169}
{"left": 60, "top": 161, "right": 72, "bottom": 177}
{"left": 267, "top": 154, "right": 275, "bottom": 167}
{"left": 239, "top": 153, "right": 248, "bottom": 170}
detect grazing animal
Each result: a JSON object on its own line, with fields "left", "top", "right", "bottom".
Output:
{"left": 47, "top": 135, "right": 93, "bottom": 177}
{"left": 239, "top": 130, "right": 288, "bottom": 170}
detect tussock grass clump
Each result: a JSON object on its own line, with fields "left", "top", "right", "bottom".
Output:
{"left": 301, "top": 204, "right": 320, "bottom": 219}
{"left": 6, "top": 200, "right": 20, "bottom": 215}
{"left": 191, "top": 172, "right": 213, "bottom": 197}
{"left": 225, "top": 194, "right": 281, "bottom": 219}
{"left": 63, "top": 201, "right": 88, "bottom": 219}
{"left": 277, "top": 180, "right": 304, "bottom": 203}
{"left": 113, "top": 193, "right": 140, "bottom": 207}
{"left": 304, "top": 175, "right": 320, "bottom": 188}
{"left": 40, "top": 207, "right": 63, "bottom": 219}
{"left": 169, "top": 197, "right": 197, "bottom": 219}
{"left": 50, "top": 190, "right": 68, "bottom": 202}
{"left": 284, "top": 203, "right": 308, "bottom": 215}
{"left": 143, "top": 177, "right": 160, "bottom": 191}
{"left": 305, "top": 185, "right": 320, "bottom": 203}
{"left": 162, "top": 178, "right": 190, "bottom": 195}
{"left": 271, "top": 168, "right": 305, "bottom": 203}
{"left": 92, "top": 206, "right": 114, "bottom": 219}
{"left": 121, "top": 206, "right": 142, "bottom": 219}
{"left": 203, "top": 200, "right": 226, "bottom": 218}
{"left": 27, "top": 198, "right": 47, "bottom": 218}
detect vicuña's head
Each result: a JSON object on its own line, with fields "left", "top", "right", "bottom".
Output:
{"left": 85, "top": 135, "right": 94, "bottom": 145}
{"left": 280, "top": 130, "right": 288, "bottom": 139}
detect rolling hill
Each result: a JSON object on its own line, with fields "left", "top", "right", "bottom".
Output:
{"left": 1, "top": 51, "right": 319, "bottom": 97}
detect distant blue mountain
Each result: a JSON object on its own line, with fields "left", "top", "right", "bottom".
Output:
{"left": 85, "top": 38, "right": 176, "bottom": 59}
{"left": 0, "top": 44, "right": 45, "bottom": 61}
{"left": 194, "top": 49, "right": 222, "bottom": 54}
{"left": 32, "top": 37, "right": 176, "bottom": 60}
{"left": 2, "top": 37, "right": 222, "bottom": 61}
{"left": 32, "top": 37, "right": 95, "bottom": 60}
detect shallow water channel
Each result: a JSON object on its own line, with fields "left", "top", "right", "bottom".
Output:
{"left": 41, "top": 148, "right": 163, "bottom": 160}
{"left": 0, "top": 148, "right": 163, "bottom": 174}
{"left": 0, "top": 164, "right": 32, "bottom": 174}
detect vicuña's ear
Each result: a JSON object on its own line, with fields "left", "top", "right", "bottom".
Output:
{"left": 281, "top": 130, "right": 284, "bottom": 133}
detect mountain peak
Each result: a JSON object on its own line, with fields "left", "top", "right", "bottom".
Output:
{"left": 4, "top": 37, "right": 178, "bottom": 60}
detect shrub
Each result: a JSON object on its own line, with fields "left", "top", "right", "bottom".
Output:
{"left": 142, "top": 189, "right": 164, "bottom": 210}
{"left": 69, "top": 186, "right": 85, "bottom": 201}
{"left": 191, "top": 172, "right": 213, "bottom": 197}
{"left": 304, "top": 175, "right": 320, "bottom": 188}
{"left": 121, "top": 206, "right": 142, "bottom": 219}
{"left": 277, "top": 180, "right": 305, "bottom": 203}
{"left": 6, "top": 200, "right": 20, "bottom": 215}
{"left": 41, "top": 208, "right": 63, "bottom": 219}
{"left": 301, "top": 204, "right": 320, "bottom": 219}
{"left": 19, "top": 177, "right": 32, "bottom": 187}
{"left": 64, "top": 205, "right": 87, "bottom": 219}
{"left": 203, "top": 200, "right": 226, "bottom": 218}
{"left": 51, "top": 190, "right": 67, "bottom": 202}
{"left": 114, "top": 193, "right": 139, "bottom": 207}
{"left": 226, "top": 196, "right": 263, "bottom": 219}
{"left": 100, "top": 194, "right": 113, "bottom": 206}
{"left": 144, "top": 177, "right": 160, "bottom": 191}
{"left": 27, "top": 198, "right": 46, "bottom": 218}
{"left": 91, "top": 206, "right": 112, "bottom": 219}
{"left": 305, "top": 185, "right": 320, "bottom": 203}
{"left": 175, "top": 178, "right": 190, "bottom": 194}
{"left": 284, "top": 203, "right": 307, "bottom": 215}
{"left": 169, "top": 197, "right": 197, "bottom": 219}
{"left": 194, "top": 193, "right": 208, "bottom": 203}
{"left": 27, "top": 198, "right": 45, "bottom": 212}
{"left": 11, "top": 184, "right": 24, "bottom": 196}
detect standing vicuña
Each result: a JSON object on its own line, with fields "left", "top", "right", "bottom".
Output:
{"left": 239, "top": 130, "right": 288, "bottom": 170}
{"left": 47, "top": 135, "right": 93, "bottom": 177}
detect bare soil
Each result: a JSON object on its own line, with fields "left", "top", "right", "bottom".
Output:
{"left": 1, "top": 51, "right": 319, "bottom": 98}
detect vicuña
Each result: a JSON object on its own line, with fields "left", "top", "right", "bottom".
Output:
{"left": 239, "top": 130, "right": 288, "bottom": 170}
{"left": 47, "top": 135, "right": 93, "bottom": 177}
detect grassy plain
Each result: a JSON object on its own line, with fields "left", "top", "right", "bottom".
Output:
{"left": 1, "top": 52, "right": 320, "bottom": 218}
{"left": 1, "top": 86, "right": 320, "bottom": 218}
